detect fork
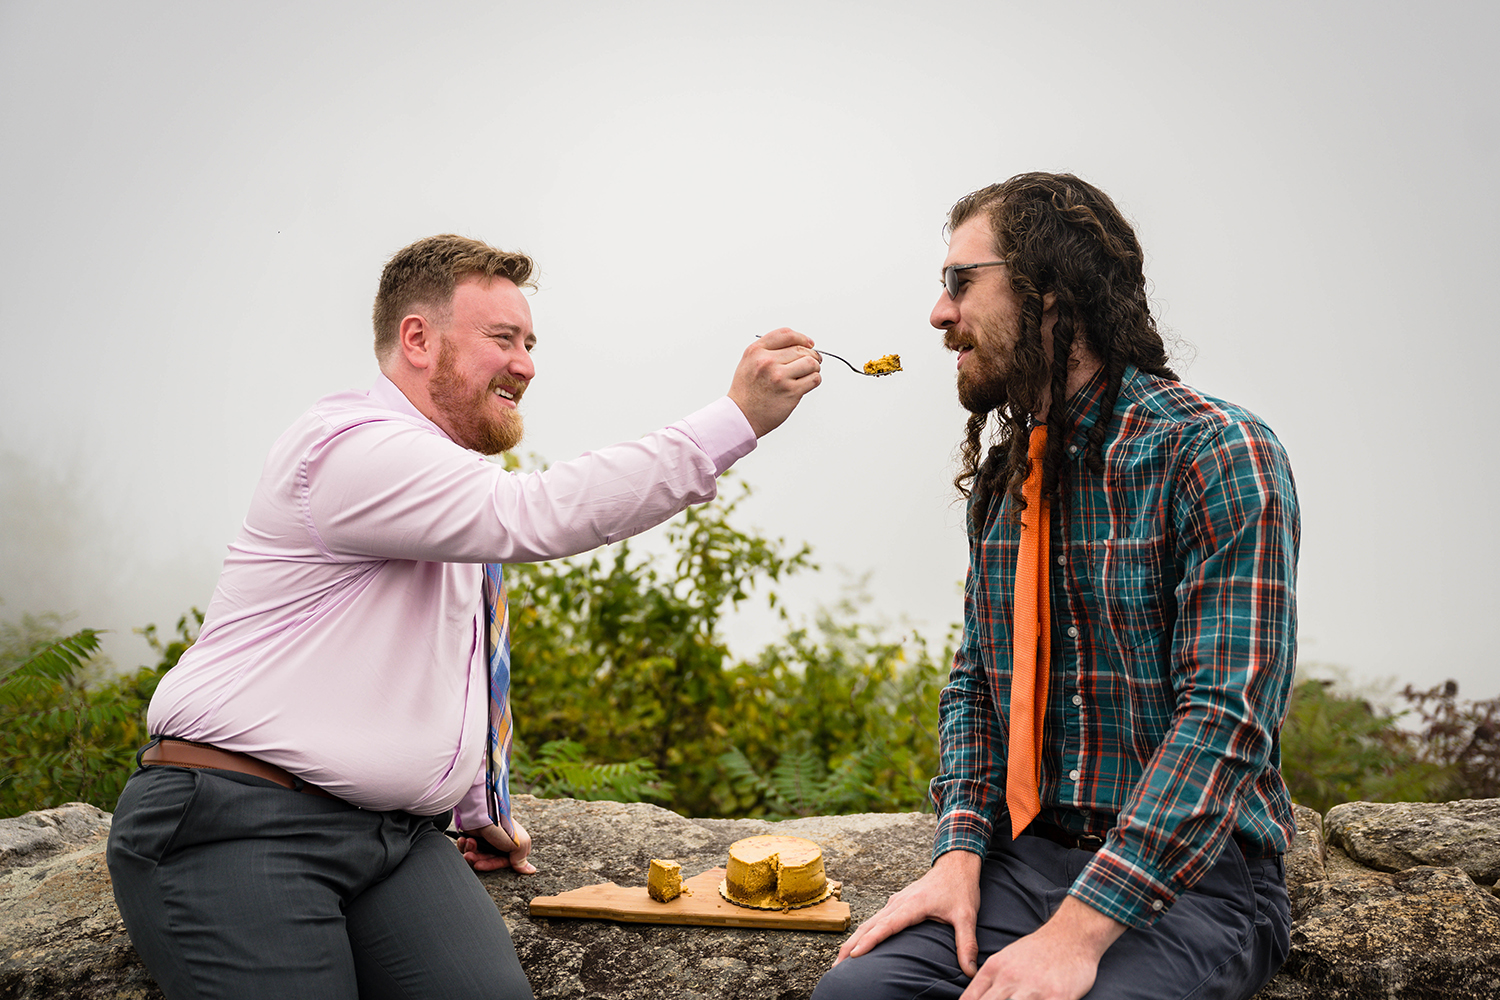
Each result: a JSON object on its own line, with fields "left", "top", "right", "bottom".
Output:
{"left": 817, "top": 349, "right": 882, "bottom": 376}
{"left": 755, "top": 334, "right": 891, "bottom": 376}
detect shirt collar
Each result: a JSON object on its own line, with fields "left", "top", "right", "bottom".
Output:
{"left": 369, "top": 372, "right": 449, "bottom": 438}
{"left": 1058, "top": 364, "right": 1138, "bottom": 452}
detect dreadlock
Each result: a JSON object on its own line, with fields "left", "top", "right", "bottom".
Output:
{"left": 949, "top": 173, "right": 1177, "bottom": 521}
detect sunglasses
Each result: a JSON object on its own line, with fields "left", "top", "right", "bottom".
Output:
{"left": 942, "top": 260, "right": 1010, "bottom": 299}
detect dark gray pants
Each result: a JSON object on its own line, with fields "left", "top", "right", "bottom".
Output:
{"left": 813, "top": 834, "right": 1289, "bottom": 1000}
{"left": 106, "top": 765, "right": 534, "bottom": 1000}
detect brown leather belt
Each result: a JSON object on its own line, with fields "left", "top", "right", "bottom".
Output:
{"left": 141, "top": 738, "right": 336, "bottom": 799}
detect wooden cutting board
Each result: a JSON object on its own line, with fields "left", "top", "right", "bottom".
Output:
{"left": 529, "top": 866, "right": 850, "bottom": 931}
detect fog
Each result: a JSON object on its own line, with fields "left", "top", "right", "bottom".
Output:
{"left": 2, "top": 1, "right": 1496, "bottom": 703}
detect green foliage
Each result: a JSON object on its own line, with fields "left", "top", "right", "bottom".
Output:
{"left": 0, "top": 609, "right": 201, "bottom": 817}
{"left": 1400, "top": 680, "right": 1500, "bottom": 800}
{"left": 0, "top": 626, "right": 103, "bottom": 694}
{"left": 137, "top": 608, "right": 206, "bottom": 672}
{"left": 512, "top": 738, "right": 672, "bottom": 803}
{"left": 718, "top": 742, "right": 886, "bottom": 819}
{"left": 24, "top": 480, "right": 1498, "bottom": 827}
{"left": 710, "top": 608, "right": 951, "bottom": 817}
{"left": 0, "top": 619, "right": 120, "bottom": 815}
{"left": 508, "top": 480, "right": 805, "bottom": 816}
{"left": 1280, "top": 675, "right": 1450, "bottom": 814}
{"left": 509, "top": 479, "right": 952, "bottom": 818}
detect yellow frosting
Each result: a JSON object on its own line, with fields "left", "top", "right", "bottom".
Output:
{"left": 723, "top": 835, "right": 826, "bottom": 907}
{"left": 647, "top": 858, "right": 683, "bottom": 902}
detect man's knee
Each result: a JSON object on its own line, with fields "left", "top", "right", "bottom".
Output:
{"left": 812, "top": 957, "right": 877, "bottom": 1000}
{"left": 811, "top": 927, "right": 966, "bottom": 1000}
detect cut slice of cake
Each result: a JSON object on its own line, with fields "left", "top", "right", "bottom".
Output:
{"left": 647, "top": 858, "right": 683, "bottom": 902}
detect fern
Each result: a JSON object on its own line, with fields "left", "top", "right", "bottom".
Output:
{"left": 0, "top": 629, "right": 103, "bottom": 700}
{"left": 719, "top": 745, "right": 795, "bottom": 815}
{"left": 720, "top": 742, "right": 893, "bottom": 819}
{"left": 0, "top": 628, "right": 133, "bottom": 808}
{"left": 512, "top": 739, "right": 673, "bottom": 804}
{"left": 770, "top": 749, "right": 825, "bottom": 814}
{"left": 821, "top": 745, "right": 884, "bottom": 815}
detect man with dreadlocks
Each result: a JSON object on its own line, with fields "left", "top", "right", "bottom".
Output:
{"left": 816, "top": 173, "right": 1298, "bottom": 1000}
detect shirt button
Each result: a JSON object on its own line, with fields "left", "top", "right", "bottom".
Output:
{"left": 1069, "top": 769, "right": 1081, "bottom": 781}
{"left": 1056, "top": 554, "right": 1066, "bottom": 565}
{"left": 1072, "top": 694, "right": 1083, "bottom": 706}
{"left": 1067, "top": 626, "right": 1079, "bottom": 638}
{"left": 1068, "top": 444, "right": 1079, "bottom": 455}
{"left": 1151, "top": 900, "right": 1164, "bottom": 911}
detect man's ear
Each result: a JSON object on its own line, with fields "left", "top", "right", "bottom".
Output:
{"left": 1042, "top": 291, "right": 1057, "bottom": 316}
{"left": 399, "top": 314, "right": 436, "bottom": 371}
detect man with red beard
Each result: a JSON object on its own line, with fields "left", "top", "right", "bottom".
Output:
{"left": 107, "top": 234, "right": 821, "bottom": 1000}
{"left": 816, "top": 174, "right": 1298, "bottom": 1000}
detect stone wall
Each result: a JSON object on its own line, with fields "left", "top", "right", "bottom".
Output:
{"left": 2, "top": 797, "right": 1497, "bottom": 999}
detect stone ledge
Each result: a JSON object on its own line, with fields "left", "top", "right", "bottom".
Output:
{"left": 3, "top": 797, "right": 1498, "bottom": 999}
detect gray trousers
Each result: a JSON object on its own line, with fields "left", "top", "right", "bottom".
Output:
{"left": 813, "top": 833, "right": 1289, "bottom": 1000}
{"left": 106, "top": 764, "right": 534, "bottom": 1000}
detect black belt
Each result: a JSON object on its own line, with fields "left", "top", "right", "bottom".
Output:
{"left": 1022, "top": 820, "right": 1280, "bottom": 860}
{"left": 1024, "top": 820, "right": 1106, "bottom": 852}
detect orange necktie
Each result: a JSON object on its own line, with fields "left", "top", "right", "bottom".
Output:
{"left": 1006, "top": 425, "right": 1051, "bottom": 839}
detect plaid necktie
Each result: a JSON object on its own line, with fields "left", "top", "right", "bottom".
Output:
{"left": 482, "top": 562, "right": 514, "bottom": 836}
{"left": 1006, "top": 425, "right": 1051, "bottom": 838}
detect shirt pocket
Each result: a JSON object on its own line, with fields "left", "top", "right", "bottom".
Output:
{"left": 1085, "top": 536, "right": 1172, "bottom": 654}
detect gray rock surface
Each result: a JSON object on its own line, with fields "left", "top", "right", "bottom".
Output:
{"left": 1278, "top": 864, "right": 1500, "bottom": 998}
{"left": 1284, "top": 802, "right": 1325, "bottom": 889}
{"left": 4, "top": 796, "right": 1500, "bottom": 999}
{"left": 0, "top": 803, "right": 154, "bottom": 999}
{"left": 1269, "top": 797, "right": 1500, "bottom": 999}
{"left": 0, "top": 796, "right": 937, "bottom": 1000}
{"left": 1326, "top": 798, "right": 1500, "bottom": 887}
{"left": 0, "top": 802, "right": 111, "bottom": 867}
{"left": 504, "top": 797, "right": 936, "bottom": 1000}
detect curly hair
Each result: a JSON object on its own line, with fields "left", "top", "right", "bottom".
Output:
{"left": 949, "top": 173, "right": 1177, "bottom": 519}
{"left": 372, "top": 234, "right": 536, "bottom": 362}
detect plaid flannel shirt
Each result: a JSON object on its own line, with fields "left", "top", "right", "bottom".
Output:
{"left": 930, "top": 365, "right": 1299, "bottom": 929}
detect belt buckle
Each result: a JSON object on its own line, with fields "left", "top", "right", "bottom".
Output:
{"left": 1075, "top": 833, "right": 1105, "bottom": 851}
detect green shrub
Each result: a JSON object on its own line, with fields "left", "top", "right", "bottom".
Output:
{"left": 0, "top": 610, "right": 199, "bottom": 817}
{"left": 1400, "top": 680, "right": 1500, "bottom": 800}
{"left": 1280, "top": 675, "right": 1449, "bottom": 815}
{"left": 508, "top": 479, "right": 951, "bottom": 818}
{"left": 14, "top": 482, "right": 1497, "bottom": 825}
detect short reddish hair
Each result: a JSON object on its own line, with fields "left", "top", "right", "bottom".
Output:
{"left": 372, "top": 235, "right": 535, "bottom": 361}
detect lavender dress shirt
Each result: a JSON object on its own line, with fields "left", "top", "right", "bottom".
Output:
{"left": 148, "top": 374, "right": 756, "bottom": 830}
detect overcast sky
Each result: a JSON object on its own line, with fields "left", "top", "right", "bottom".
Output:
{"left": 2, "top": 1, "right": 1496, "bottom": 704}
